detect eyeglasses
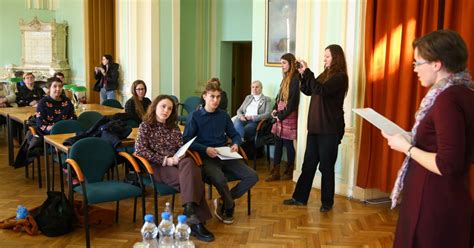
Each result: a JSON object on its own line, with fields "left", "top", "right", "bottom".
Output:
{"left": 136, "top": 88, "right": 145, "bottom": 91}
{"left": 412, "top": 61, "right": 429, "bottom": 68}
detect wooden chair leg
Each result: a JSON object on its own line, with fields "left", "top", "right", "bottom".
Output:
{"left": 208, "top": 184, "right": 212, "bottom": 200}
{"left": 247, "top": 189, "right": 251, "bottom": 216}
{"left": 84, "top": 203, "right": 91, "bottom": 248}
{"left": 133, "top": 197, "right": 137, "bottom": 223}
{"left": 37, "top": 156, "right": 42, "bottom": 188}
{"left": 154, "top": 193, "right": 158, "bottom": 225}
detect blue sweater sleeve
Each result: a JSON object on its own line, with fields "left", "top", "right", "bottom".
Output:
{"left": 183, "top": 111, "right": 208, "bottom": 154}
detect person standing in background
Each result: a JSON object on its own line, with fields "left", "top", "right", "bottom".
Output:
{"left": 283, "top": 44, "right": 348, "bottom": 213}
{"left": 265, "top": 53, "right": 300, "bottom": 182}
{"left": 94, "top": 54, "right": 119, "bottom": 103}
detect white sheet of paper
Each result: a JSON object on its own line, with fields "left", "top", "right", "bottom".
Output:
{"left": 353, "top": 108, "right": 407, "bottom": 135}
{"left": 174, "top": 137, "right": 197, "bottom": 158}
{"left": 215, "top": 146, "right": 243, "bottom": 160}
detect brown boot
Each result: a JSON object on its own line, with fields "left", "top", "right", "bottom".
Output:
{"left": 281, "top": 164, "right": 294, "bottom": 180}
{"left": 265, "top": 164, "right": 280, "bottom": 182}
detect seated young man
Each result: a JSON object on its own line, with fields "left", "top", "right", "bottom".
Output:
{"left": 183, "top": 82, "right": 259, "bottom": 224}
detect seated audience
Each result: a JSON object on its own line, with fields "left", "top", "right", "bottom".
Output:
{"left": 35, "top": 77, "right": 76, "bottom": 135}
{"left": 200, "top": 77, "right": 228, "bottom": 111}
{"left": 183, "top": 82, "right": 259, "bottom": 224}
{"left": 232, "top": 80, "right": 272, "bottom": 141}
{"left": 0, "top": 82, "right": 17, "bottom": 108}
{"left": 134, "top": 95, "right": 215, "bottom": 242}
{"left": 124, "top": 80, "right": 151, "bottom": 124}
{"left": 16, "top": 73, "right": 45, "bottom": 107}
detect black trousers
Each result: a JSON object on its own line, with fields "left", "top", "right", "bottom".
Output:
{"left": 292, "top": 133, "right": 340, "bottom": 206}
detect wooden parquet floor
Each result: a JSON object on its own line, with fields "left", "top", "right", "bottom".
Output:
{"left": 0, "top": 128, "right": 398, "bottom": 247}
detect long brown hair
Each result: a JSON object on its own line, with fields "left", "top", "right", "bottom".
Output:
{"left": 279, "top": 53, "right": 297, "bottom": 102}
{"left": 143, "top": 95, "right": 178, "bottom": 129}
{"left": 322, "top": 44, "right": 347, "bottom": 82}
{"left": 130, "top": 80, "right": 147, "bottom": 120}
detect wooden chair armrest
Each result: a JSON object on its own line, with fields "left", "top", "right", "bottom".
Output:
{"left": 132, "top": 154, "right": 155, "bottom": 175}
{"left": 256, "top": 119, "right": 266, "bottom": 132}
{"left": 65, "top": 158, "right": 85, "bottom": 182}
{"left": 28, "top": 126, "right": 38, "bottom": 136}
{"left": 238, "top": 146, "right": 249, "bottom": 163}
{"left": 186, "top": 150, "right": 203, "bottom": 166}
{"left": 118, "top": 151, "right": 142, "bottom": 173}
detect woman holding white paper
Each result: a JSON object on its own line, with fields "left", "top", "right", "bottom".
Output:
{"left": 135, "top": 94, "right": 215, "bottom": 242}
{"left": 382, "top": 30, "right": 474, "bottom": 247}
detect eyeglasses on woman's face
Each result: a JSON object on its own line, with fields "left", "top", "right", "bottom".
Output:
{"left": 412, "top": 60, "right": 430, "bottom": 68}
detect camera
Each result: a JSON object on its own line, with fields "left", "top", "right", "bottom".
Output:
{"left": 295, "top": 61, "right": 302, "bottom": 69}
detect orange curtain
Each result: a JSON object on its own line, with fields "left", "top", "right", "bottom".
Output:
{"left": 442, "top": 0, "right": 474, "bottom": 198}
{"left": 85, "top": 0, "right": 116, "bottom": 104}
{"left": 357, "top": 0, "right": 440, "bottom": 191}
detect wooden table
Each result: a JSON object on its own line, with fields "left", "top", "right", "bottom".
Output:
{"left": 2, "top": 104, "right": 125, "bottom": 166}
{"left": 1, "top": 109, "right": 35, "bottom": 166}
{"left": 43, "top": 128, "right": 138, "bottom": 191}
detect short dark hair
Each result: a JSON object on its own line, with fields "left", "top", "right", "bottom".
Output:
{"left": 202, "top": 81, "right": 222, "bottom": 96}
{"left": 46, "top": 77, "right": 63, "bottom": 89}
{"left": 207, "top": 77, "right": 221, "bottom": 86}
{"left": 413, "top": 30, "right": 468, "bottom": 73}
{"left": 53, "top": 72, "right": 64, "bottom": 78}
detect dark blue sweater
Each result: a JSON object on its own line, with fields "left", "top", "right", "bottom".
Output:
{"left": 183, "top": 108, "right": 242, "bottom": 157}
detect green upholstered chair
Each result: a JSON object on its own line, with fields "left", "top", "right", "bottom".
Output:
{"left": 101, "top": 99, "right": 123, "bottom": 109}
{"left": 66, "top": 137, "right": 144, "bottom": 248}
{"left": 77, "top": 111, "right": 103, "bottom": 130}
{"left": 49, "top": 120, "right": 85, "bottom": 193}
{"left": 177, "top": 96, "right": 201, "bottom": 124}
{"left": 119, "top": 152, "right": 178, "bottom": 224}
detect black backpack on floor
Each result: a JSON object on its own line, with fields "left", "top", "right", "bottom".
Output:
{"left": 33, "top": 191, "right": 76, "bottom": 237}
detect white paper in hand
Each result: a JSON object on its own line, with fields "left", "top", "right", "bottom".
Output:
{"left": 174, "top": 137, "right": 197, "bottom": 158}
{"left": 353, "top": 108, "right": 407, "bottom": 135}
{"left": 215, "top": 146, "right": 243, "bottom": 160}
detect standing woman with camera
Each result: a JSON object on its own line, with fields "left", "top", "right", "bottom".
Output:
{"left": 283, "top": 45, "right": 348, "bottom": 213}
{"left": 94, "top": 54, "right": 119, "bottom": 103}
{"left": 265, "top": 53, "right": 300, "bottom": 182}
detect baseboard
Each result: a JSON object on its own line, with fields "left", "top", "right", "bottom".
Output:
{"left": 291, "top": 170, "right": 389, "bottom": 201}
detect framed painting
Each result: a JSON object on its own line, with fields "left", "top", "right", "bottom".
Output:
{"left": 265, "top": 0, "right": 297, "bottom": 67}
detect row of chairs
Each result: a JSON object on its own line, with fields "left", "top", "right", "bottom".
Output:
{"left": 65, "top": 137, "right": 251, "bottom": 247}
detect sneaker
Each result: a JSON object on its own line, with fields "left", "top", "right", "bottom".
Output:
{"left": 213, "top": 198, "right": 234, "bottom": 224}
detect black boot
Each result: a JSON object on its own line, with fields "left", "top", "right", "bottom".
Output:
{"left": 190, "top": 223, "right": 215, "bottom": 242}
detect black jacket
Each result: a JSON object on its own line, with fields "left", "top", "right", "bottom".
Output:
{"left": 94, "top": 63, "right": 119, "bottom": 91}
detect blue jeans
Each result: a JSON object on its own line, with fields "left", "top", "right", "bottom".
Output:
{"left": 233, "top": 118, "right": 258, "bottom": 141}
{"left": 100, "top": 88, "right": 116, "bottom": 104}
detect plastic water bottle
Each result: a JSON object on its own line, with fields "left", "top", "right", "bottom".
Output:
{"left": 175, "top": 215, "right": 194, "bottom": 248}
{"left": 141, "top": 214, "right": 159, "bottom": 248}
{"left": 164, "top": 202, "right": 173, "bottom": 222}
{"left": 158, "top": 212, "right": 175, "bottom": 248}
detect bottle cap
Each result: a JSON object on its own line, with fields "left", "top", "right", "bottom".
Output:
{"left": 144, "top": 214, "right": 154, "bottom": 222}
{"left": 161, "top": 212, "right": 171, "bottom": 220}
{"left": 177, "top": 215, "right": 187, "bottom": 223}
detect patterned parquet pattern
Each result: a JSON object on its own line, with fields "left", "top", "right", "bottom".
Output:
{"left": 0, "top": 128, "right": 398, "bottom": 247}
